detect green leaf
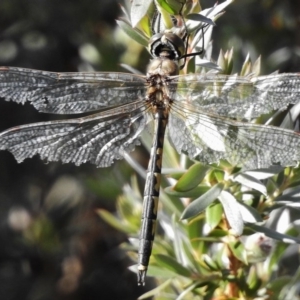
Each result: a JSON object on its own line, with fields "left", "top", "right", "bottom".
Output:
{"left": 267, "top": 276, "right": 292, "bottom": 300}
{"left": 246, "top": 267, "right": 262, "bottom": 291}
{"left": 268, "top": 241, "right": 289, "bottom": 273}
{"left": 117, "top": 19, "right": 148, "bottom": 47}
{"left": 165, "top": 185, "right": 210, "bottom": 198}
{"left": 160, "top": 189, "right": 184, "bottom": 217}
{"left": 268, "top": 227, "right": 298, "bottom": 273}
{"left": 117, "top": 195, "right": 140, "bottom": 228}
{"left": 97, "top": 209, "right": 136, "bottom": 233}
{"left": 225, "top": 48, "right": 234, "bottom": 74}
{"left": 208, "top": 229, "right": 228, "bottom": 238}
{"left": 187, "top": 216, "right": 205, "bottom": 249}
{"left": 181, "top": 183, "right": 224, "bottom": 220}
{"left": 155, "top": 0, "right": 184, "bottom": 15}
{"left": 219, "top": 191, "right": 244, "bottom": 235}
{"left": 228, "top": 241, "right": 247, "bottom": 264}
{"left": 206, "top": 202, "right": 223, "bottom": 230}
{"left": 154, "top": 0, "right": 174, "bottom": 29}
{"left": 202, "top": 254, "right": 219, "bottom": 271}
{"left": 217, "top": 49, "right": 226, "bottom": 72}
{"left": 181, "top": 238, "right": 199, "bottom": 271}
{"left": 212, "top": 170, "right": 224, "bottom": 182}
{"left": 174, "top": 163, "right": 210, "bottom": 192}
{"left": 240, "top": 53, "right": 251, "bottom": 76}
{"left": 138, "top": 279, "right": 172, "bottom": 299}
{"left": 177, "top": 282, "right": 203, "bottom": 300}
{"left": 154, "top": 254, "right": 192, "bottom": 277}
{"left": 144, "top": 265, "right": 176, "bottom": 278}
{"left": 172, "top": 214, "right": 187, "bottom": 265}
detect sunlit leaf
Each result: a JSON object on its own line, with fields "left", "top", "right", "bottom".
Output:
{"left": 252, "top": 55, "right": 261, "bottom": 76}
{"left": 238, "top": 202, "right": 263, "bottom": 223}
{"left": 275, "top": 186, "right": 300, "bottom": 201}
{"left": 186, "top": 13, "right": 216, "bottom": 26}
{"left": 186, "top": 0, "right": 233, "bottom": 32}
{"left": 131, "top": 0, "right": 153, "bottom": 28}
{"left": 196, "top": 59, "right": 222, "bottom": 70}
{"left": 241, "top": 166, "right": 283, "bottom": 180}
{"left": 219, "top": 191, "right": 244, "bottom": 235}
{"left": 233, "top": 173, "right": 267, "bottom": 196}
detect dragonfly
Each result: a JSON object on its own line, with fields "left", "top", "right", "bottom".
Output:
{"left": 1, "top": 27, "right": 300, "bottom": 286}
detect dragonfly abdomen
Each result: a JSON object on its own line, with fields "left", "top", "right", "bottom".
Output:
{"left": 137, "top": 108, "right": 168, "bottom": 285}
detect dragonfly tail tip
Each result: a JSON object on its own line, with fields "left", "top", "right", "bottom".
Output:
{"left": 137, "top": 268, "right": 147, "bottom": 286}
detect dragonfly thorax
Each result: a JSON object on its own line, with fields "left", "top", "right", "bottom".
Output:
{"left": 147, "top": 57, "right": 178, "bottom": 76}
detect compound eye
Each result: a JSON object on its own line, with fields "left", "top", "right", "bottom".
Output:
{"left": 163, "top": 33, "right": 185, "bottom": 58}
{"left": 148, "top": 33, "right": 164, "bottom": 57}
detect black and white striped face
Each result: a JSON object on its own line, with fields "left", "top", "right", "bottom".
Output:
{"left": 148, "top": 32, "right": 185, "bottom": 61}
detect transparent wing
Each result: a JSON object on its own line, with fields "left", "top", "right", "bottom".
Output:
{"left": 169, "top": 73, "right": 300, "bottom": 120}
{"left": 0, "top": 66, "right": 147, "bottom": 114}
{"left": 0, "top": 101, "right": 148, "bottom": 167}
{"left": 169, "top": 102, "right": 300, "bottom": 169}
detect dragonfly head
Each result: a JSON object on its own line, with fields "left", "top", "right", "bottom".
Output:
{"left": 148, "top": 32, "right": 185, "bottom": 61}
{"left": 147, "top": 32, "right": 185, "bottom": 76}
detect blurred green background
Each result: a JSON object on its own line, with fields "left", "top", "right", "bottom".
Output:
{"left": 0, "top": 0, "right": 299, "bottom": 299}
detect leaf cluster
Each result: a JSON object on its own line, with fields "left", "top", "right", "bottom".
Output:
{"left": 99, "top": 1, "right": 300, "bottom": 299}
